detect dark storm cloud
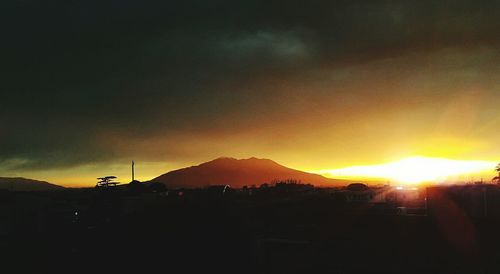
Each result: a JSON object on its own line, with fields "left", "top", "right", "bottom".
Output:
{"left": 1, "top": 0, "right": 500, "bottom": 170}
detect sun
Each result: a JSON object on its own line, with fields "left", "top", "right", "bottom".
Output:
{"left": 316, "top": 156, "right": 497, "bottom": 185}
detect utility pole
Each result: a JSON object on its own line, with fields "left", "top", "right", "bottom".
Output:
{"left": 132, "top": 160, "right": 135, "bottom": 181}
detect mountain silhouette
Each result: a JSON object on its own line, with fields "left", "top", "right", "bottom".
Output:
{"left": 0, "top": 177, "right": 64, "bottom": 191}
{"left": 150, "top": 157, "right": 351, "bottom": 188}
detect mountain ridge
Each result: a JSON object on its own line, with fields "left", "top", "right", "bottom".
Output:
{"left": 0, "top": 177, "right": 64, "bottom": 191}
{"left": 150, "top": 157, "right": 352, "bottom": 188}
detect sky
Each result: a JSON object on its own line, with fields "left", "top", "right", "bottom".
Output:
{"left": 2, "top": 1, "right": 500, "bottom": 187}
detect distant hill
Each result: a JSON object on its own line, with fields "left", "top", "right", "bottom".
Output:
{"left": 150, "top": 157, "right": 352, "bottom": 188}
{"left": 0, "top": 177, "right": 64, "bottom": 191}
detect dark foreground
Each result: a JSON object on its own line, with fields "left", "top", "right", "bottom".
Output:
{"left": 2, "top": 187, "right": 500, "bottom": 274}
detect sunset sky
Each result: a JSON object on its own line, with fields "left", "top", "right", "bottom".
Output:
{"left": 2, "top": 1, "right": 500, "bottom": 187}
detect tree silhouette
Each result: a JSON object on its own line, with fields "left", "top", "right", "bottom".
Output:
{"left": 493, "top": 163, "right": 500, "bottom": 183}
{"left": 128, "top": 180, "right": 146, "bottom": 192}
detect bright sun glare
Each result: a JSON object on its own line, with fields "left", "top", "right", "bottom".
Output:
{"left": 317, "top": 156, "right": 497, "bottom": 185}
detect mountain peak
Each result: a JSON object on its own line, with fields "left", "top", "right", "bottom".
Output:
{"left": 200, "top": 157, "right": 282, "bottom": 169}
{"left": 211, "top": 156, "right": 237, "bottom": 162}
{"left": 211, "top": 156, "right": 267, "bottom": 161}
{"left": 151, "top": 157, "right": 348, "bottom": 188}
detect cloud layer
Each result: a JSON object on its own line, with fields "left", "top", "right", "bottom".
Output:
{"left": 2, "top": 1, "right": 500, "bottom": 184}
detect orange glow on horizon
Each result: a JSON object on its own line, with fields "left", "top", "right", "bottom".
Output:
{"left": 313, "top": 156, "right": 497, "bottom": 185}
